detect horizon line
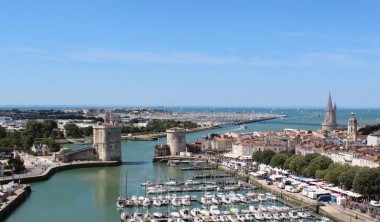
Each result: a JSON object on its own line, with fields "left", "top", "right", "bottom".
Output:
{"left": 1, "top": 105, "right": 380, "bottom": 109}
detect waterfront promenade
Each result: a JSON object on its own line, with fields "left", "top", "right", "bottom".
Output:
{"left": 211, "top": 161, "right": 375, "bottom": 222}
{"left": 0, "top": 153, "right": 120, "bottom": 184}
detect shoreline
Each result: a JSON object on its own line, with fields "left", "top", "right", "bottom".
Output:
{"left": 0, "top": 160, "right": 121, "bottom": 184}
{"left": 56, "top": 116, "right": 281, "bottom": 143}
{"left": 0, "top": 184, "right": 31, "bottom": 221}
{"left": 121, "top": 125, "right": 220, "bottom": 141}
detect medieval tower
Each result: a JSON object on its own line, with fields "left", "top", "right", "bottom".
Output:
{"left": 93, "top": 112, "right": 122, "bottom": 161}
{"left": 322, "top": 93, "right": 338, "bottom": 131}
{"left": 347, "top": 112, "right": 358, "bottom": 143}
{"left": 166, "top": 127, "right": 186, "bottom": 156}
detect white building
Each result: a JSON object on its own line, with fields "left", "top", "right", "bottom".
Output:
{"left": 321, "top": 152, "right": 379, "bottom": 168}
{"left": 367, "top": 133, "right": 380, "bottom": 146}
{"left": 31, "top": 143, "right": 50, "bottom": 156}
{"left": 232, "top": 144, "right": 256, "bottom": 156}
{"left": 211, "top": 137, "right": 233, "bottom": 152}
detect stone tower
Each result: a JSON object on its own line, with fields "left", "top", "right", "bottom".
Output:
{"left": 347, "top": 112, "right": 357, "bottom": 143}
{"left": 322, "top": 93, "right": 338, "bottom": 131}
{"left": 93, "top": 112, "right": 121, "bottom": 161}
{"left": 166, "top": 127, "right": 186, "bottom": 156}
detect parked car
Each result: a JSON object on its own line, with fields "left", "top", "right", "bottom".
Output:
{"left": 317, "top": 195, "right": 331, "bottom": 202}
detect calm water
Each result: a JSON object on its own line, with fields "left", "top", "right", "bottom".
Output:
{"left": 5, "top": 108, "right": 380, "bottom": 222}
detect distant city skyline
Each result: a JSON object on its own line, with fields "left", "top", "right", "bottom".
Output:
{"left": 1, "top": 1, "right": 379, "bottom": 107}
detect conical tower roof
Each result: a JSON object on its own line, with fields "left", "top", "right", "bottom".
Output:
{"left": 326, "top": 92, "right": 333, "bottom": 111}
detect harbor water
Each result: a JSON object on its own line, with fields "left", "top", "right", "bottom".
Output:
{"left": 4, "top": 108, "right": 380, "bottom": 222}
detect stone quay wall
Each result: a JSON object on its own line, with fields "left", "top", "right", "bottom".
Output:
{"left": 0, "top": 185, "right": 31, "bottom": 220}
{"left": 0, "top": 161, "right": 121, "bottom": 184}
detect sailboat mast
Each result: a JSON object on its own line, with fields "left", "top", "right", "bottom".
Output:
{"left": 125, "top": 170, "right": 128, "bottom": 198}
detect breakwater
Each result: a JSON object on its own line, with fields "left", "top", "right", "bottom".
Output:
{"left": 0, "top": 185, "right": 31, "bottom": 220}
{"left": 0, "top": 161, "right": 120, "bottom": 184}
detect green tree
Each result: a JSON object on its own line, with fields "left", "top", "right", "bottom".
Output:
{"left": 303, "top": 155, "right": 333, "bottom": 177}
{"left": 353, "top": 167, "right": 380, "bottom": 197}
{"left": 7, "top": 155, "right": 25, "bottom": 173}
{"left": 64, "top": 123, "right": 82, "bottom": 138}
{"left": 315, "top": 169, "right": 326, "bottom": 179}
{"left": 283, "top": 155, "right": 296, "bottom": 169}
{"left": 304, "top": 153, "right": 320, "bottom": 163}
{"left": 261, "top": 150, "right": 276, "bottom": 165}
{"left": 0, "top": 138, "right": 12, "bottom": 150}
{"left": 50, "top": 130, "right": 58, "bottom": 139}
{"left": 289, "top": 155, "right": 308, "bottom": 175}
{"left": 252, "top": 150, "right": 263, "bottom": 163}
{"left": 7, "top": 131, "right": 22, "bottom": 148}
{"left": 42, "top": 138, "right": 61, "bottom": 152}
{"left": 82, "top": 126, "right": 93, "bottom": 137}
{"left": 339, "top": 166, "right": 359, "bottom": 190}
{"left": 25, "top": 120, "right": 45, "bottom": 138}
{"left": 324, "top": 163, "right": 349, "bottom": 185}
{"left": 21, "top": 134, "right": 34, "bottom": 150}
{"left": 42, "top": 119, "right": 57, "bottom": 133}
{"left": 269, "top": 153, "right": 288, "bottom": 168}
{"left": 0, "top": 126, "right": 6, "bottom": 139}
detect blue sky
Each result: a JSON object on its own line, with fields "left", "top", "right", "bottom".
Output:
{"left": 0, "top": 1, "right": 379, "bottom": 107}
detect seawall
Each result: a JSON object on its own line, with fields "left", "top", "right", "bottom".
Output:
{"left": 0, "top": 161, "right": 121, "bottom": 184}
{"left": 0, "top": 184, "right": 31, "bottom": 220}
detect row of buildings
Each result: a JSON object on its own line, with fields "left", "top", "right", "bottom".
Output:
{"left": 154, "top": 94, "right": 380, "bottom": 168}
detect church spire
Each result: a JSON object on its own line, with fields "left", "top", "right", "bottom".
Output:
{"left": 326, "top": 92, "right": 333, "bottom": 111}
{"left": 322, "top": 93, "right": 338, "bottom": 131}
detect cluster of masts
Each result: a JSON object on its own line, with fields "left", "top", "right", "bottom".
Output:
{"left": 128, "top": 111, "right": 283, "bottom": 126}
{"left": 118, "top": 191, "right": 316, "bottom": 222}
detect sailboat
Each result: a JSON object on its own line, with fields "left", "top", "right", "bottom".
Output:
{"left": 117, "top": 170, "right": 129, "bottom": 209}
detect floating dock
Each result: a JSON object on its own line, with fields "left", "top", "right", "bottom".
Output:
{"left": 180, "top": 165, "right": 217, "bottom": 170}
{"left": 193, "top": 173, "right": 230, "bottom": 179}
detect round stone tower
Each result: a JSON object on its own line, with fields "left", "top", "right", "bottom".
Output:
{"left": 166, "top": 127, "right": 186, "bottom": 156}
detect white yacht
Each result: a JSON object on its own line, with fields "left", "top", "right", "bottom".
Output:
{"left": 180, "top": 208, "right": 191, "bottom": 220}
{"left": 263, "top": 212, "right": 273, "bottom": 220}
{"left": 209, "top": 205, "right": 221, "bottom": 215}
{"left": 116, "top": 197, "right": 125, "bottom": 208}
{"left": 153, "top": 199, "right": 162, "bottom": 207}
{"left": 142, "top": 198, "right": 151, "bottom": 207}
{"left": 120, "top": 212, "right": 131, "bottom": 221}
{"left": 211, "top": 196, "right": 221, "bottom": 205}
{"left": 281, "top": 212, "right": 290, "bottom": 220}
{"left": 265, "top": 192, "right": 277, "bottom": 201}
{"left": 289, "top": 210, "right": 299, "bottom": 219}
{"left": 171, "top": 197, "right": 182, "bottom": 207}
{"left": 152, "top": 212, "right": 163, "bottom": 218}
{"left": 222, "top": 196, "right": 231, "bottom": 204}
{"left": 191, "top": 208, "right": 202, "bottom": 218}
{"left": 181, "top": 197, "right": 191, "bottom": 206}
{"left": 254, "top": 212, "right": 264, "bottom": 220}
{"left": 257, "top": 193, "right": 267, "bottom": 202}
{"left": 185, "top": 179, "right": 201, "bottom": 185}
{"left": 236, "top": 214, "right": 245, "bottom": 222}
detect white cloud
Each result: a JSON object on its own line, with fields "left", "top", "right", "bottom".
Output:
{"left": 298, "top": 52, "right": 372, "bottom": 68}
{"left": 1, "top": 45, "right": 375, "bottom": 69}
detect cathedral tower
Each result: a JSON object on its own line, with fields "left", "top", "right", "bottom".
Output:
{"left": 322, "top": 93, "right": 338, "bottom": 131}
{"left": 347, "top": 112, "right": 357, "bottom": 143}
